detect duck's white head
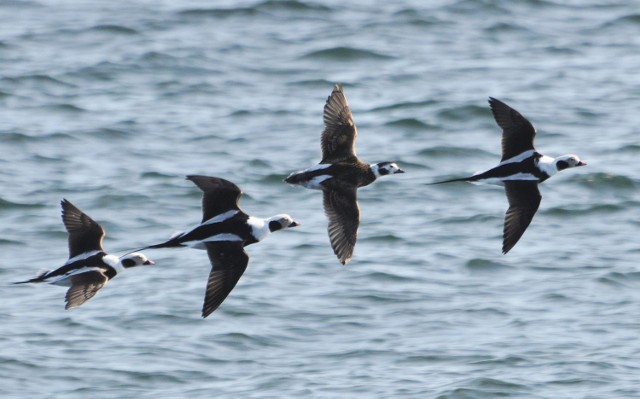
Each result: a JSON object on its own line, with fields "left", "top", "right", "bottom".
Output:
{"left": 120, "top": 252, "right": 155, "bottom": 268}
{"left": 371, "top": 162, "right": 405, "bottom": 178}
{"left": 267, "top": 214, "right": 301, "bottom": 232}
{"left": 555, "top": 154, "right": 586, "bottom": 171}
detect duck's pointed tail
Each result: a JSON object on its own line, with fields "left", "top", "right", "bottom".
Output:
{"left": 284, "top": 172, "right": 305, "bottom": 185}
{"left": 119, "top": 242, "right": 173, "bottom": 256}
{"left": 427, "top": 177, "right": 471, "bottom": 185}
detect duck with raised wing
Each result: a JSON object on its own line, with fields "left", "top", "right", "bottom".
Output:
{"left": 431, "top": 97, "right": 586, "bottom": 254}
{"left": 285, "top": 84, "right": 404, "bottom": 264}
{"left": 138, "top": 175, "right": 300, "bottom": 318}
{"left": 14, "top": 199, "right": 154, "bottom": 309}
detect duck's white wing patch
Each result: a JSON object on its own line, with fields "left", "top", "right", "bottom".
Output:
{"left": 501, "top": 173, "right": 539, "bottom": 181}
{"left": 306, "top": 163, "right": 332, "bottom": 172}
{"left": 202, "top": 210, "right": 239, "bottom": 226}
{"left": 184, "top": 234, "right": 243, "bottom": 250}
{"left": 64, "top": 250, "right": 102, "bottom": 265}
{"left": 305, "top": 175, "right": 332, "bottom": 189}
{"left": 498, "top": 150, "right": 535, "bottom": 166}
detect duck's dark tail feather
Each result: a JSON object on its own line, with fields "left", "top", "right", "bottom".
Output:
{"left": 120, "top": 242, "right": 177, "bottom": 256}
{"left": 13, "top": 271, "right": 49, "bottom": 284}
{"left": 427, "top": 177, "right": 472, "bottom": 185}
{"left": 284, "top": 172, "right": 306, "bottom": 185}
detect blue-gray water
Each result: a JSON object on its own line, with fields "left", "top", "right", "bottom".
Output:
{"left": 2, "top": 0, "right": 640, "bottom": 397}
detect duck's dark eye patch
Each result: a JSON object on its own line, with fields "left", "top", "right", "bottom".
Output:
{"left": 379, "top": 168, "right": 390, "bottom": 175}
{"left": 557, "top": 160, "right": 569, "bottom": 170}
{"left": 122, "top": 258, "right": 136, "bottom": 268}
{"left": 269, "top": 220, "right": 282, "bottom": 232}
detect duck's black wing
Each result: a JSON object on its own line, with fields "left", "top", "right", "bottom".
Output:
{"left": 322, "top": 186, "right": 359, "bottom": 265}
{"left": 186, "top": 175, "right": 245, "bottom": 223}
{"left": 502, "top": 180, "right": 542, "bottom": 254}
{"left": 320, "top": 84, "right": 359, "bottom": 164}
{"left": 202, "top": 241, "right": 249, "bottom": 318}
{"left": 61, "top": 199, "right": 106, "bottom": 259}
{"left": 489, "top": 97, "right": 537, "bottom": 162}
{"left": 65, "top": 270, "right": 109, "bottom": 309}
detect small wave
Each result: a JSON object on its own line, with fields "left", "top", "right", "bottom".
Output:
{"left": 87, "top": 127, "right": 131, "bottom": 139}
{"left": 229, "top": 109, "right": 251, "bottom": 117}
{"left": 465, "top": 258, "right": 513, "bottom": 272}
{"left": 540, "top": 292, "right": 571, "bottom": 302}
{"left": 177, "top": 7, "right": 257, "bottom": 18}
{"left": 618, "top": 143, "right": 640, "bottom": 153}
{"left": 139, "top": 51, "right": 180, "bottom": 63}
{"left": 371, "top": 99, "right": 437, "bottom": 112}
{"left": 248, "top": 158, "right": 272, "bottom": 168}
{"left": 383, "top": 118, "right": 436, "bottom": 130}
{"left": 572, "top": 173, "right": 638, "bottom": 189}
{"left": 363, "top": 271, "right": 413, "bottom": 282}
{"left": 600, "top": 14, "right": 640, "bottom": 28}
{"left": 545, "top": 203, "right": 628, "bottom": 216}
{"left": 178, "top": 0, "right": 329, "bottom": 19}
{"left": 418, "top": 145, "right": 494, "bottom": 158}
{"left": 474, "top": 377, "right": 529, "bottom": 390}
{"left": 485, "top": 22, "right": 532, "bottom": 34}
{"left": 140, "top": 171, "right": 174, "bottom": 179}
{"left": 392, "top": 9, "right": 446, "bottom": 26}
{"left": 33, "top": 154, "right": 67, "bottom": 164}
{"left": 330, "top": 349, "right": 389, "bottom": 360}
{"left": 302, "top": 47, "right": 393, "bottom": 61}
{"left": 260, "top": 173, "right": 288, "bottom": 184}
{"left": 597, "top": 271, "right": 640, "bottom": 287}
{"left": 437, "top": 377, "right": 530, "bottom": 398}
{"left": 69, "top": 61, "right": 124, "bottom": 82}
{"left": 46, "top": 103, "right": 86, "bottom": 113}
{"left": 543, "top": 45, "right": 581, "bottom": 55}
{"left": 89, "top": 24, "right": 139, "bottom": 35}
{"left": 463, "top": 307, "right": 510, "bottom": 316}
{"left": 1, "top": 74, "right": 75, "bottom": 88}
{"left": 216, "top": 332, "right": 276, "bottom": 348}
{"left": 257, "top": 0, "right": 331, "bottom": 12}
{"left": 362, "top": 234, "right": 402, "bottom": 243}
{"left": 437, "top": 104, "right": 488, "bottom": 121}
{"left": 444, "top": 0, "right": 512, "bottom": 15}
{"left": 288, "top": 78, "right": 337, "bottom": 88}
{"left": 471, "top": 355, "right": 528, "bottom": 365}
{"left": 0, "top": 198, "right": 45, "bottom": 209}
{"left": 0, "top": 131, "right": 31, "bottom": 142}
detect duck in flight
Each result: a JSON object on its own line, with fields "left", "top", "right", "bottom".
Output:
{"left": 137, "top": 175, "right": 300, "bottom": 318}
{"left": 14, "top": 199, "right": 154, "bottom": 309}
{"left": 431, "top": 97, "right": 586, "bottom": 254}
{"left": 285, "top": 84, "right": 404, "bottom": 264}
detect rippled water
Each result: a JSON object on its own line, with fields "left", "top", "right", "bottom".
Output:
{"left": 2, "top": 0, "right": 640, "bottom": 397}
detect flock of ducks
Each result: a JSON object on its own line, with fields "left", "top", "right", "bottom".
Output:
{"left": 15, "top": 84, "right": 586, "bottom": 318}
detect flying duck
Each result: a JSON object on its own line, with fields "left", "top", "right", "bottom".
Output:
{"left": 431, "top": 97, "right": 586, "bottom": 253}
{"left": 285, "top": 84, "right": 404, "bottom": 264}
{"left": 14, "top": 199, "right": 154, "bottom": 309}
{"left": 138, "top": 175, "right": 300, "bottom": 317}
